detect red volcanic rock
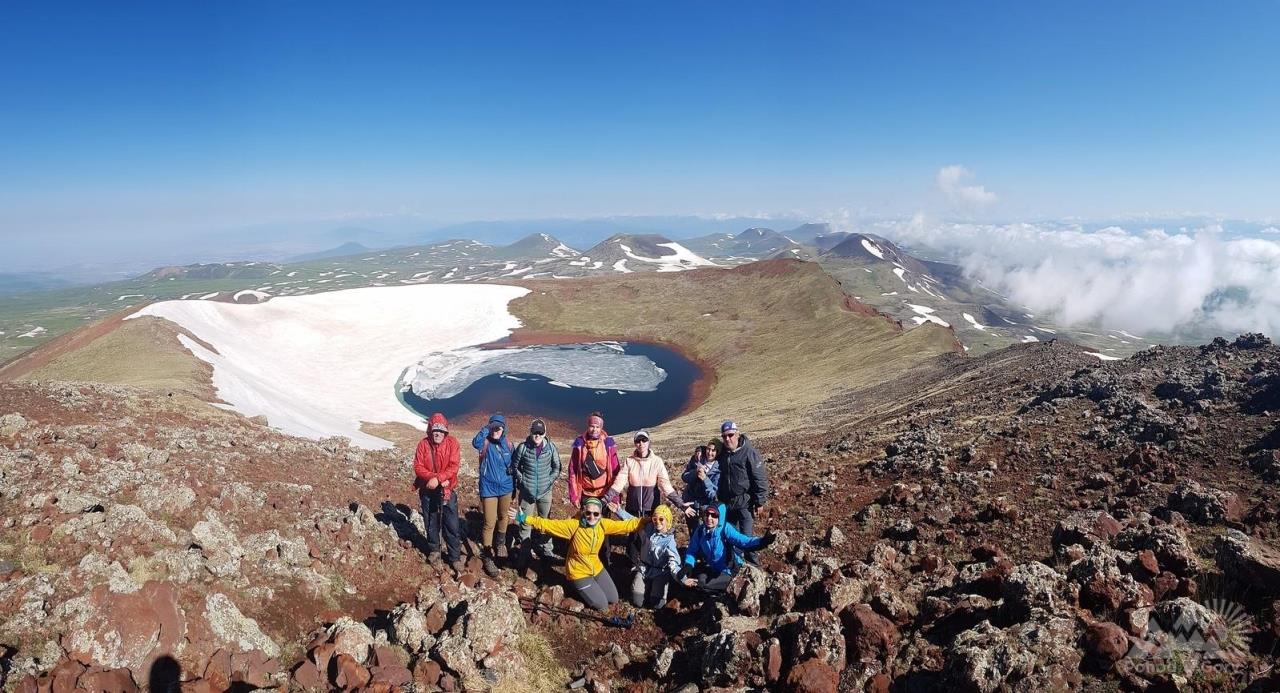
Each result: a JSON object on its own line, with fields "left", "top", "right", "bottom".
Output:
{"left": 423, "top": 603, "right": 448, "bottom": 634}
{"left": 77, "top": 668, "right": 138, "bottom": 693}
{"left": 60, "top": 581, "right": 186, "bottom": 685}
{"left": 48, "top": 659, "right": 86, "bottom": 693}
{"left": 763, "top": 639, "right": 782, "bottom": 684}
{"left": 1083, "top": 622, "right": 1130, "bottom": 663}
{"left": 411, "top": 658, "right": 442, "bottom": 687}
{"left": 369, "top": 664, "right": 413, "bottom": 687}
{"left": 332, "top": 654, "right": 370, "bottom": 690}
{"left": 229, "top": 650, "right": 278, "bottom": 688}
{"left": 841, "top": 603, "right": 899, "bottom": 663}
{"left": 785, "top": 658, "right": 839, "bottom": 693}
{"left": 202, "top": 649, "right": 232, "bottom": 692}
{"left": 290, "top": 660, "right": 325, "bottom": 690}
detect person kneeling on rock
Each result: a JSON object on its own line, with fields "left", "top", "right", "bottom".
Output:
{"left": 507, "top": 496, "right": 644, "bottom": 611}
{"left": 680, "top": 503, "right": 775, "bottom": 595}
{"left": 620, "top": 503, "right": 682, "bottom": 609}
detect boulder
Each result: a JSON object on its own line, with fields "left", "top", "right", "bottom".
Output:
{"left": 191, "top": 512, "right": 245, "bottom": 578}
{"left": 204, "top": 593, "right": 280, "bottom": 657}
{"left": 1249, "top": 449, "right": 1280, "bottom": 482}
{"left": 1000, "top": 562, "right": 1074, "bottom": 623}
{"left": 1051, "top": 511, "right": 1122, "bottom": 551}
{"left": 790, "top": 609, "right": 845, "bottom": 673}
{"left": 1214, "top": 531, "right": 1280, "bottom": 596}
{"left": 1115, "top": 523, "right": 1198, "bottom": 575}
{"left": 327, "top": 617, "right": 375, "bottom": 665}
{"left": 784, "top": 658, "right": 839, "bottom": 693}
{"left": 1168, "top": 480, "right": 1243, "bottom": 524}
{"left": 389, "top": 604, "right": 430, "bottom": 653}
{"left": 1082, "top": 622, "right": 1130, "bottom": 663}
{"left": 944, "top": 617, "right": 1082, "bottom": 692}
{"left": 840, "top": 604, "right": 898, "bottom": 664}
{"left": 59, "top": 581, "right": 187, "bottom": 685}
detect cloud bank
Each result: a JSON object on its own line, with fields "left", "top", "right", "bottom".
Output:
{"left": 937, "top": 165, "right": 998, "bottom": 208}
{"left": 880, "top": 216, "right": 1280, "bottom": 340}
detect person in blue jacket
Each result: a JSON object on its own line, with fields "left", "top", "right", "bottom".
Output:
{"left": 680, "top": 503, "right": 775, "bottom": 595}
{"left": 473, "top": 413, "right": 515, "bottom": 577}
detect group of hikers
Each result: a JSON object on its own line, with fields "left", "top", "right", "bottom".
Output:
{"left": 411, "top": 410, "right": 774, "bottom": 611}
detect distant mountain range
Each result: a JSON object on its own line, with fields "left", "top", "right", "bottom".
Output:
{"left": 284, "top": 242, "right": 372, "bottom": 263}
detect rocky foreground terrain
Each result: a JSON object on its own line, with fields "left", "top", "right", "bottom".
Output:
{"left": 2, "top": 334, "right": 1280, "bottom": 691}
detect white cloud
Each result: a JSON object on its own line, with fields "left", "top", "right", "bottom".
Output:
{"left": 936, "top": 165, "right": 998, "bottom": 208}
{"left": 881, "top": 215, "right": 1280, "bottom": 340}
{"left": 1261, "top": 226, "right": 1280, "bottom": 235}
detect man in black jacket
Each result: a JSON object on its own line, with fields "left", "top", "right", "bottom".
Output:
{"left": 715, "top": 420, "right": 770, "bottom": 564}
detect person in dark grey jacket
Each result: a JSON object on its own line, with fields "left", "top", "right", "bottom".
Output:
{"left": 714, "top": 419, "right": 769, "bottom": 564}
{"left": 509, "top": 418, "right": 562, "bottom": 561}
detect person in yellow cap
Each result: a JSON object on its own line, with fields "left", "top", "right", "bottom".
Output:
{"left": 508, "top": 496, "right": 644, "bottom": 611}
{"left": 620, "top": 503, "right": 683, "bottom": 608}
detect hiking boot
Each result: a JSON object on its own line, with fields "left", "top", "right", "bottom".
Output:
{"left": 481, "top": 550, "right": 500, "bottom": 578}
{"left": 494, "top": 532, "right": 508, "bottom": 559}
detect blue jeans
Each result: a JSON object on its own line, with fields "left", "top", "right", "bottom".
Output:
{"left": 419, "top": 489, "right": 461, "bottom": 562}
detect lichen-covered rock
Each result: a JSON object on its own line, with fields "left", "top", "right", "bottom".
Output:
{"left": 457, "top": 589, "right": 524, "bottom": 660}
{"left": 1215, "top": 530, "right": 1280, "bottom": 596}
{"left": 1000, "top": 562, "right": 1075, "bottom": 623}
{"left": 191, "top": 511, "right": 245, "bottom": 578}
{"left": 1168, "top": 480, "right": 1243, "bottom": 524}
{"left": 327, "top": 617, "right": 374, "bottom": 664}
{"left": 945, "top": 617, "right": 1082, "bottom": 692}
{"left": 390, "top": 603, "right": 430, "bottom": 653}
{"left": 59, "top": 581, "right": 187, "bottom": 684}
{"left": 1115, "top": 522, "right": 1198, "bottom": 575}
{"left": 204, "top": 593, "right": 280, "bottom": 658}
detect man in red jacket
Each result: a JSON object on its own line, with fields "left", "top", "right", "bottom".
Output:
{"left": 414, "top": 412, "right": 461, "bottom": 571}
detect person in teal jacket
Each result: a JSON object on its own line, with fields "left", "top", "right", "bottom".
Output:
{"left": 473, "top": 413, "right": 514, "bottom": 576}
{"left": 509, "top": 418, "right": 562, "bottom": 563}
{"left": 681, "top": 503, "right": 775, "bottom": 595}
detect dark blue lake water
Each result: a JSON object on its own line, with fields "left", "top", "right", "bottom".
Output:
{"left": 401, "top": 342, "right": 703, "bottom": 433}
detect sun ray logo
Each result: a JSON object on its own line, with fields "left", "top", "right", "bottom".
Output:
{"left": 1121, "top": 596, "right": 1255, "bottom": 679}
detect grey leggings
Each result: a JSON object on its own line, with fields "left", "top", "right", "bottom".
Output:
{"left": 571, "top": 569, "right": 619, "bottom": 611}
{"left": 631, "top": 571, "right": 671, "bottom": 609}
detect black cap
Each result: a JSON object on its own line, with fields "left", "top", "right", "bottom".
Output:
{"left": 530, "top": 419, "right": 547, "bottom": 435}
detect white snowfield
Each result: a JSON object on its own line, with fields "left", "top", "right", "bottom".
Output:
{"left": 907, "top": 304, "right": 950, "bottom": 328}
{"left": 861, "top": 238, "right": 885, "bottom": 259}
{"left": 129, "top": 284, "right": 529, "bottom": 449}
{"left": 617, "top": 241, "right": 718, "bottom": 271}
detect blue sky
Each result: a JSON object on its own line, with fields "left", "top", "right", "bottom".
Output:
{"left": 2, "top": 1, "right": 1279, "bottom": 255}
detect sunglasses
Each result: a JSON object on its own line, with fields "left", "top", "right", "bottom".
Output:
{"left": 583, "top": 511, "right": 601, "bottom": 517}
{"left": 721, "top": 432, "right": 736, "bottom": 438}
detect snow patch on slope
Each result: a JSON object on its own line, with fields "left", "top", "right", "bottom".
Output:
{"left": 129, "top": 284, "right": 528, "bottom": 449}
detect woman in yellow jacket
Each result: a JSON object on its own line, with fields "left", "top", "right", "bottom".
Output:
{"left": 508, "top": 496, "right": 644, "bottom": 610}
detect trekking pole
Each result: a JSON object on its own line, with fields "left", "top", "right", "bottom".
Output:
{"left": 517, "top": 599, "right": 635, "bottom": 629}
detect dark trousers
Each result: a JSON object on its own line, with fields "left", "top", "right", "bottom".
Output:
{"left": 687, "top": 570, "right": 733, "bottom": 595}
{"left": 725, "top": 506, "right": 757, "bottom": 564}
{"left": 420, "top": 489, "right": 461, "bottom": 562}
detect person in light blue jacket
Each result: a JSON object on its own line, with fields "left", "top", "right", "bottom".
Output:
{"left": 472, "top": 413, "right": 514, "bottom": 576}
{"left": 610, "top": 503, "right": 682, "bottom": 608}
{"left": 681, "top": 503, "right": 775, "bottom": 595}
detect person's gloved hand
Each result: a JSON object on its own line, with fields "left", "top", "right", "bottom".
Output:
{"left": 758, "top": 531, "right": 777, "bottom": 549}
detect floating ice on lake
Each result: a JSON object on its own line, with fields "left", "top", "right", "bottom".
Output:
{"left": 402, "top": 342, "right": 668, "bottom": 400}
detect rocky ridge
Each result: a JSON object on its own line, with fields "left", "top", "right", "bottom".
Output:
{"left": 1, "top": 333, "right": 1279, "bottom": 691}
